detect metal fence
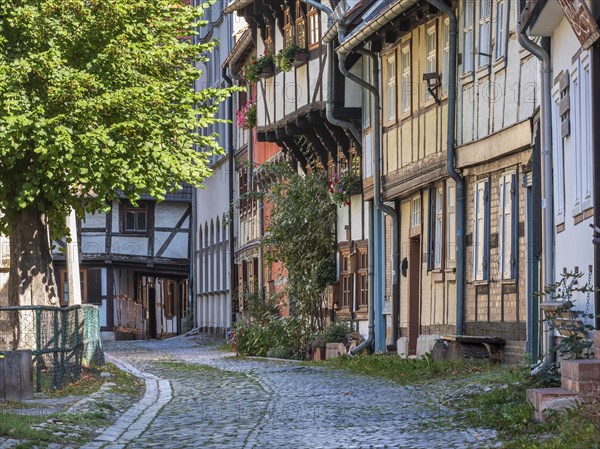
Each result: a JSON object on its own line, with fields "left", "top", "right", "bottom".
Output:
{"left": 0, "top": 304, "right": 104, "bottom": 392}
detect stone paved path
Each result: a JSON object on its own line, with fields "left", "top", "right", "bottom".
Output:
{"left": 97, "top": 336, "right": 501, "bottom": 449}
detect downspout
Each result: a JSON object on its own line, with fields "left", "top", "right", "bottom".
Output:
{"left": 517, "top": 17, "right": 555, "bottom": 363}
{"left": 424, "top": 0, "right": 466, "bottom": 335}
{"left": 222, "top": 66, "right": 237, "bottom": 333}
{"left": 591, "top": 2, "right": 600, "bottom": 333}
{"left": 190, "top": 185, "right": 196, "bottom": 329}
{"left": 336, "top": 43, "right": 399, "bottom": 351}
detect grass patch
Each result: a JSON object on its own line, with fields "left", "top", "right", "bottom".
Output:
{"left": 155, "top": 360, "right": 222, "bottom": 373}
{"left": 457, "top": 368, "right": 600, "bottom": 449}
{"left": 308, "top": 353, "right": 499, "bottom": 385}
{"left": 0, "top": 412, "right": 56, "bottom": 443}
{"left": 216, "top": 342, "right": 234, "bottom": 352}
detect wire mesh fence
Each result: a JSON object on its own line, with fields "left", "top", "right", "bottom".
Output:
{"left": 0, "top": 304, "right": 104, "bottom": 392}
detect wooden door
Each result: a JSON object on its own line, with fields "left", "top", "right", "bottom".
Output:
{"left": 408, "top": 236, "right": 421, "bottom": 356}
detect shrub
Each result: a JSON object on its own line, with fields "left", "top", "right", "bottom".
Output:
{"left": 243, "top": 53, "right": 274, "bottom": 82}
{"left": 232, "top": 316, "right": 304, "bottom": 359}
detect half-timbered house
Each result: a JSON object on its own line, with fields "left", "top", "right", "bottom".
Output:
{"left": 224, "top": 0, "right": 371, "bottom": 334}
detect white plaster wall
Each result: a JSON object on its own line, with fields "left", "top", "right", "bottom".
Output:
{"left": 350, "top": 195, "right": 363, "bottom": 241}
{"left": 111, "top": 236, "right": 148, "bottom": 257}
{"left": 155, "top": 232, "right": 188, "bottom": 259}
{"left": 81, "top": 212, "right": 106, "bottom": 229}
{"left": 155, "top": 202, "right": 189, "bottom": 228}
{"left": 551, "top": 17, "right": 594, "bottom": 314}
{"left": 336, "top": 204, "right": 350, "bottom": 244}
{"left": 81, "top": 235, "right": 105, "bottom": 255}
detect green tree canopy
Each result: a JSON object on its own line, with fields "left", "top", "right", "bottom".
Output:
{"left": 0, "top": 0, "right": 231, "bottom": 305}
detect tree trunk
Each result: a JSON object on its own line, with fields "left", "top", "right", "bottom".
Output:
{"left": 8, "top": 207, "right": 58, "bottom": 307}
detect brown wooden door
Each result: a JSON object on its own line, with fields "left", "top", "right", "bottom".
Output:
{"left": 408, "top": 236, "right": 421, "bottom": 356}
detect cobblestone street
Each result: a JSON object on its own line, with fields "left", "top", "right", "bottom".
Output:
{"left": 89, "top": 336, "right": 501, "bottom": 449}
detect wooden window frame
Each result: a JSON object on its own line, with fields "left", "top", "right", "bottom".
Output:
{"left": 356, "top": 244, "right": 368, "bottom": 309}
{"left": 424, "top": 21, "right": 438, "bottom": 105}
{"left": 446, "top": 178, "right": 457, "bottom": 269}
{"left": 441, "top": 17, "right": 450, "bottom": 96}
{"left": 283, "top": 8, "right": 294, "bottom": 47}
{"left": 400, "top": 40, "right": 412, "bottom": 119}
{"left": 410, "top": 195, "right": 421, "bottom": 237}
{"left": 429, "top": 184, "right": 445, "bottom": 271}
{"left": 122, "top": 201, "right": 150, "bottom": 234}
{"left": 477, "top": 0, "right": 492, "bottom": 68}
{"left": 463, "top": 0, "right": 475, "bottom": 74}
{"left": 296, "top": 1, "right": 306, "bottom": 49}
{"left": 58, "top": 268, "right": 88, "bottom": 307}
{"left": 498, "top": 171, "right": 517, "bottom": 280}
{"left": 552, "top": 83, "right": 566, "bottom": 225}
{"left": 473, "top": 178, "right": 490, "bottom": 281}
{"left": 338, "top": 247, "right": 353, "bottom": 309}
{"left": 494, "top": 0, "right": 508, "bottom": 61}
{"left": 307, "top": 6, "right": 319, "bottom": 49}
{"left": 384, "top": 51, "right": 397, "bottom": 125}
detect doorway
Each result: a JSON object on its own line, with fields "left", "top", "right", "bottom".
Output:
{"left": 408, "top": 236, "right": 421, "bottom": 356}
{"left": 148, "top": 287, "right": 157, "bottom": 339}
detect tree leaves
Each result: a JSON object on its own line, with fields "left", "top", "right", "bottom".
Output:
{"left": 0, "top": 0, "right": 233, "bottom": 237}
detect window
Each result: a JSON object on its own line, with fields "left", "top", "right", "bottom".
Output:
{"left": 0, "top": 237, "right": 8, "bottom": 268}
{"left": 441, "top": 18, "right": 449, "bottom": 93}
{"left": 463, "top": 0, "right": 474, "bottom": 73}
{"left": 498, "top": 172, "right": 517, "bottom": 279}
{"left": 473, "top": 179, "right": 489, "bottom": 280}
{"left": 446, "top": 179, "right": 456, "bottom": 267}
{"left": 400, "top": 42, "right": 411, "bottom": 115}
{"left": 478, "top": 0, "right": 492, "bottom": 68}
{"left": 570, "top": 51, "right": 593, "bottom": 215}
{"left": 264, "top": 25, "right": 273, "bottom": 53}
{"left": 357, "top": 249, "right": 368, "bottom": 308}
{"left": 124, "top": 202, "right": 149, "bottom": 233}
{"left": 432, "top": 186, "right": 444, "bottom": 270}
{"left": 340, "top": 252, "right": 352, "bottom": 308}
{"left": 385, "top": 53, "right": 396, "bottom": 122}
{"left": 307, "top": 6, "right": 319, "bottom": 48}
{"left": 495, "top": 0, "right": 508, "bottom": 60}
{"left": 164, "top": 279, "right": 177, "bottom": 318}
{"left": 283, "top": 8, "right": 293, "bottom": 46}
{"left": 363, "top": 56, "right": 372, "bottom": 128}
{"left": 58, "top": 269, "right": 89, "bottom": 307}
{"left": 411, "top": 195, "right": 421, "bottom": 230}
{"left": 552, "top": 75, "right": 568, "bottom": 225}
{"left": 425, "top": 24, "right": 437, "bottom": 102}
{"left": 296, "top": 1, "right": 306, "bottom": 48}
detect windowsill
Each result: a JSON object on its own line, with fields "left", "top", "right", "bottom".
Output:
{"left": 556, "top": 222, "right": 566, "bottom": 234}
{"left": 493, "top": 56, "right": 507, "bottom": 72}
{"left": 499, "top": 278, "right": 517, "bottom": 285}
{"left": 472, "top": 279, "right": 489, "bottom": 286}
{"left": 573, "top": 207, "right": 594, "bottom": 225}
{"left": 475, "top": 65, "right": 490, "bottom": 80}
{"left": 431, "top": 270, "right": 444, "bottom": 282}
{"left": 460, "top": 71, "right": 474, "bottom": 84}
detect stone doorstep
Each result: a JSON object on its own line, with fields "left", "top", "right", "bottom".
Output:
{"left": 560, "top": 359, "right": 600, "bottom": 393}
{"left": 526, "top": 388, "right": 580, "bottom": 423}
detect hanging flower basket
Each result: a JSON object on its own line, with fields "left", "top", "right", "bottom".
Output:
{"left": 236, "top": 98, "right": 256, "bottom": 129}
{"left": 275, "top": 45, "right": 308, "bottom": 72}
{"left": 329, "top": 170, "right": 361, "bottom": 206}
{"left": 243, "top": 53, "right": 275, "bottom": 82}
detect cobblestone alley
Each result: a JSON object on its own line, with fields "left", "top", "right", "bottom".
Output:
{"left": 83, "top": 336, "right": 501, "bottom": 449}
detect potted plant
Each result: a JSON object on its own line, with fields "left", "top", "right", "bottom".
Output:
{"left": 243, "top": 53, "right": 275, "bottom": 82}
{"left": 329, "top": 170, "right": 361, "bottom": 206}
{"left": 236, "top": 98, "right": 256, "bottom": 129}
{"left": 274, "top": 44, "right": 307, "bottom": 72}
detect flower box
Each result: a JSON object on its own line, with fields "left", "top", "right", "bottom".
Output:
{"left": 292, "top": 50, "right": 308, "bottom": 68}
{"left": 258, "top": 62, "right": 275, "bottom": 78}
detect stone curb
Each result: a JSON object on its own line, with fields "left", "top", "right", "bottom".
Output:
{"left": 79, "top": 352, "right": 172, "bottom": 449}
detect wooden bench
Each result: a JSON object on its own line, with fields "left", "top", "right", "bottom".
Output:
{"left": 432, "top": 335, "right": 506, "bottom": 363}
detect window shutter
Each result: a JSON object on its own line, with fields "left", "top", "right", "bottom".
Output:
{"left": 509, "top": 174, "right": 518, "bottom": 279}
{"left": 483, "top": 181, "right": 490, "bottom": 279}
{"left": 498, "top": 175, "right": 505, "bottom": 277}
{"left": 428, "top": 187, "right": 435, "bottom": 271}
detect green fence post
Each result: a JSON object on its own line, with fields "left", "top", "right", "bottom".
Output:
{"left": 53, "top": 310, "right": 59, "bottom": 389}
{"left": 35, "top": 308, "right": 42, "bottom": 393}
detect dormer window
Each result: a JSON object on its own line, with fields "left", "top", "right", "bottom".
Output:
{"left": 123, "top": 201, "right": 151, "bottom": 233}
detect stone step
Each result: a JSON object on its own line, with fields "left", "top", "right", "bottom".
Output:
{"left": 561, "top": 359, "right": 600, "bottom": 393}
{"left": 526, "top": 387, "right": 580, "bottom": 422}
{"left": 595, "top": 331, "right": 600, "bottom": 360}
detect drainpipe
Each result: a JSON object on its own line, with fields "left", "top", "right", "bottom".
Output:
{"left": 424, "top": 0, "right": 466, "bottom": 336}
{"left": 517, "top": 17, "right": 555, "bottom": 364}
{"left": 222, "top": 66, "right": 237, "bottom": 333}
{"left": 591, "top": 2, "right": 600, "bottom": 333}
{"left": 336, "top": 43, "right": 399, "bottom": 351}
